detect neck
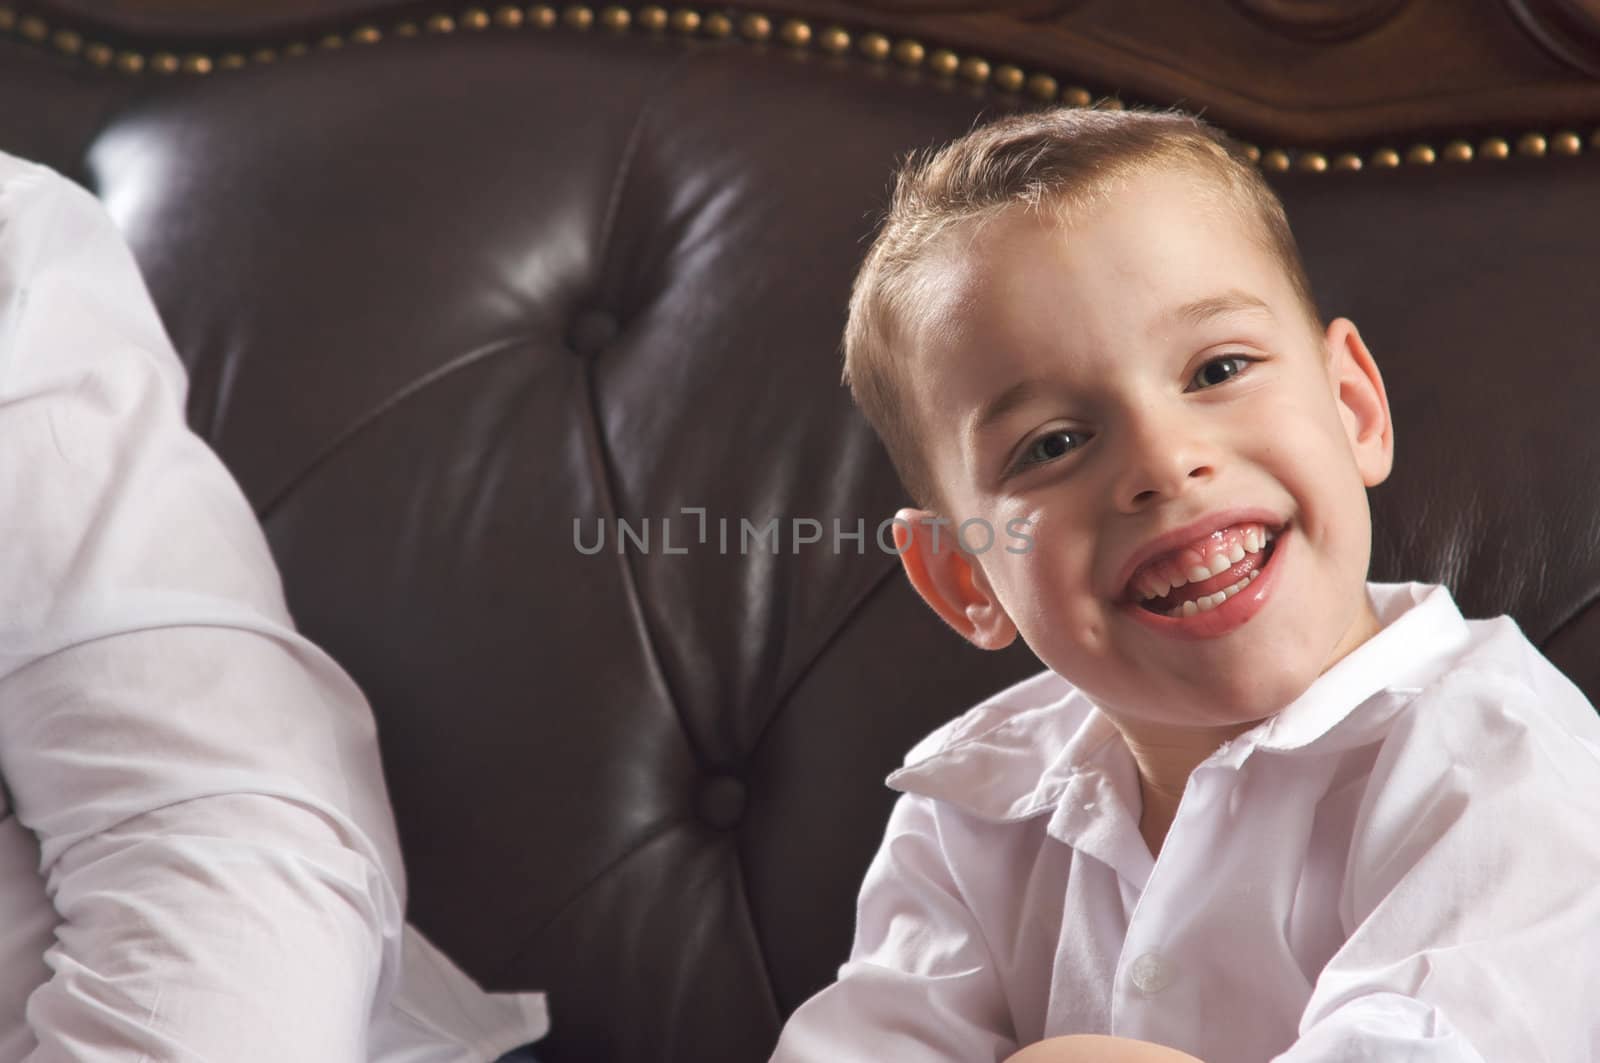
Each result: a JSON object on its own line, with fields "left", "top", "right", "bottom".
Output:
{"left": 1122, "top": 589, "right": 1390, "bottom": 856}
{"left": 1118, "top": 720, "right": 1258, "bottom": 857}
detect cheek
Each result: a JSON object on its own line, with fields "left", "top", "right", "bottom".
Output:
{"left": 1269, "top": 436, "right": 1376, "bottom": 592}
{"left": 998, "top": 538, "right": 1113, "bottom": 655}
{"left": 1328, "top": 486, "right": 1375, "bottom": 575}
{"left": 1288, "top": 433, "right": 1371, "bottom": 525}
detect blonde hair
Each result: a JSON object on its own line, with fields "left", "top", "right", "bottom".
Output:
{"left": 843, "top": 107, "right": 1320, "bottom": 509}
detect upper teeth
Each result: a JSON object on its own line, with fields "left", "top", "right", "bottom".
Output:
{"left": 1134, "top": 523, "right": 1275, "bottom": 601}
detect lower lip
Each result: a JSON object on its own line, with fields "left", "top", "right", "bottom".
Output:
{"left": 1122, "top": 528, "right": 1289, "bottom": 640}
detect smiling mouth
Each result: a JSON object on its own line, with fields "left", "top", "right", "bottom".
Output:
{"left": 1127, "top": 522, "right": 1281, "bottom": 617}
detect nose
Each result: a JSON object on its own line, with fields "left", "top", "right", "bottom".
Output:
{"left": 1112, "top": 408, "right": 1217, "bottom": 512}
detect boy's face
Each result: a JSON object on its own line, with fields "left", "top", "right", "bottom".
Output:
{"left": 896, "top": 169, "right": 1393, "bottom": 732}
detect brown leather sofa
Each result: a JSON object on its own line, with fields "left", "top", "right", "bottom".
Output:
{"left": 3, "top": 3, "right": 1598, "bottom": 1061}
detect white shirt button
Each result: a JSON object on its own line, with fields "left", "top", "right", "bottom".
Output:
{"left": 1129, "top": 951, "right": 1175, "bottom": 994}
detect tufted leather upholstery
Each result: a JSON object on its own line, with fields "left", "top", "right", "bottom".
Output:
{"left": 3, "top": 8, "right": 1598, "bottom": 1062}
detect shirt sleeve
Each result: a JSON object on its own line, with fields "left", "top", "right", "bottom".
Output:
{"left": 1274, "top": 668, "right": 1600, "bottom": 1063}
{"left": 769, "top": 791, "right": 1018, "bottom": 1063}
{"left": 0, "top": 154, "right": 406, "bottom": 1059}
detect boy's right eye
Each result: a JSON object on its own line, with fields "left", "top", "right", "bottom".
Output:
{"left": 1014, "top": 428, "right": 1089, "bottom": 471}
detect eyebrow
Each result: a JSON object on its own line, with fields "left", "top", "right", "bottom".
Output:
{"left": 1161, "top": 290, "right": 1274, "bottom": 331}
{"left": 965, "top": 292, "right": 1274, "bottom": 445}
{"left": 968, "top": 377, "right": 1046, "bottom": 443}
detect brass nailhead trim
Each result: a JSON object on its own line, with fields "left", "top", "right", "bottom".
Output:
{"left": 927, "top": 47, "right": 958, "bottom": 76}
{"left": 737, "top": 12, "right": 766, "bottom": 39}
{"left": 4, "top": 4, "right": 1592, "bottom": 172}
{"left": 958, "top": 55, "right": 989, "bottom": 83}
{"left": 780, "top": 19, "right": 810, "bottom": 47}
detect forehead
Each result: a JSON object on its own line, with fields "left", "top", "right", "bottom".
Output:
{"left": 904, "top": 170, "right": 1293, "bottom": 387}
{"left": 914, "top": 170, "right": 1277, "bottom": 345}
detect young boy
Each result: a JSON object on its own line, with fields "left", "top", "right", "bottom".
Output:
{"left": 769, "top": 108, "right": 1600, "bottom": 1061}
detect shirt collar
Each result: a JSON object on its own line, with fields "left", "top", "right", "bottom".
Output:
{"left": 883, "top": 582, "right": 1472, "bottom": 822}
{"left": 886, "top": 688, "right": 1153, "bottom": 884}
{"left": 886, "top": 674, "right": 1107, "bottom": 823}
{"left": 1249, "top": 581, "right": 1471, "bottom": 754}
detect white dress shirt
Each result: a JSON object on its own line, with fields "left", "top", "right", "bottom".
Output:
{"left": 772, "top": 582, "right": 1600, "bottom": 1062}
{"left": 0, "top": 152, "right": 546, "bottom": 1059}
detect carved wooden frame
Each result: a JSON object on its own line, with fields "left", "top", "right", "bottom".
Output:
{"left": 5, "top": 0, "right": 1599, "bottom": 156}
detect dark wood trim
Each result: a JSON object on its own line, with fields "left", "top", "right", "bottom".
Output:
{"left": 11, "top": 0, "right": 1600, "bottom": 145}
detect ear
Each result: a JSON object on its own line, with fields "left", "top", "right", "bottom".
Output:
{"left": 1324, "top": 317, "right": 1394, "bottom": 487}
{"left": 894, "top": 507, "right": 1018, "bottom": 651}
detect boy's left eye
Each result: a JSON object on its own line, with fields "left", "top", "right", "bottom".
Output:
{"left": 1188, "top": 355, "right": 1252, "bottom": 390}
{"left": 1010, "top": 427, "right": 1090, "bottom": 474}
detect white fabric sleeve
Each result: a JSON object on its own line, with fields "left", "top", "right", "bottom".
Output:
{"left": 1274, "top": 669, "right": 1600, "bottom": 1062}
{"left": 367, "top": 924, "right": 550, "bottom": 1063}
{"left": 769, "top": 791, "right": 1017, "bottom": 1063}
{"left": 0, "top": 153, "right": 406, "bottom": 1059}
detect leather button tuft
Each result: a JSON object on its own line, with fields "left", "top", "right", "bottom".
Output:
{"left": 566, "top": 308, "right": 619, "bottom": 356}
{"left": 695, "top": 774, "right": 747, "bottom": 830}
